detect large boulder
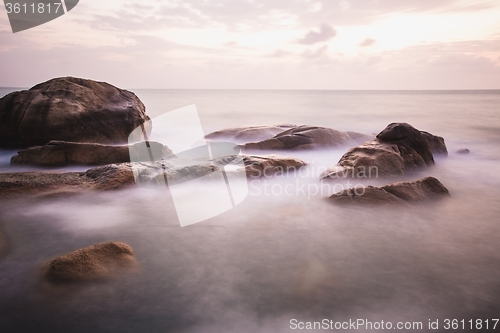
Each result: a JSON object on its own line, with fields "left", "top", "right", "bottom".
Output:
{"left": 10, "top": 140, "right": 174, "bottom": 167}
{"left": 322, "top": 123, "right": 447, "bottom": 179}
{"left": 42, "top": 242, "right": 136, "bottom": 283}
{"left": 0, "top": 77, "right": 150, "bottom": 148}
{"left": 328, "top": 177, "right": 450, "bottom": 206}
{"left": 205, "top": 124, "right": 297, "bottom": 144}
{"left": 241, "top": 125, "right": 356, "bottom": 151}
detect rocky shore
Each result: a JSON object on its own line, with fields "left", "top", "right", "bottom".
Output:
{"left": 0, "top": 77, "right": 453, "bottom": 284}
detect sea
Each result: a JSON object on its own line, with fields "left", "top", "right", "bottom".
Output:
{"left": 0, "top": 88, "right": 499, "bottom": 332}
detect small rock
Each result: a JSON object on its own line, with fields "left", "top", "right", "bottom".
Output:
{"left": 456, "top": 148, "right": 470, "bottom": 155}
{"left": 42, "top": 242, "right": 137, "bottom": 283}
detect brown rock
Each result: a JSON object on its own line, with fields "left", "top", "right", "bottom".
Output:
{"left": 205, "top": 124, "right": 297, "bottom": 143}
{"left": 241, "top": 125, "right": 356, "bottom": 151}
{"left": 328, "top": 177, "right": 450, "bottom": 206}
{"left": 10, "top": 140, "right": 173, "bottom": 167}
{"left": 243, "top": 154, "right": 307, "bottom": 177}
{"left": 456, "top": 148, "right": 470, "bottom": 155}
{"left": 134, "top": 154, "right": 307, "bottom": 187}
{"left": 322, "top": 123, "right": 448, "bottom": 179}
{"left": 42, "top": 242, "right": 136, "bottom": 283}
{"left": 420, "top": 131, "right": 448, "bottom": 156}
{"left": 0, "top": 163, "right": 136, "bottom": 198}
{"left": 1, "top": 152, "right": 306, "bottom": 197}
{"left": 0, "top": 77, "right": 150, "bottom": 148}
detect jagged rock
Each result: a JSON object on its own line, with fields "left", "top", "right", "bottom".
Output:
{"left": 10, "top": 140, "right": 173, "bottom": 167}
{"left": 42, "top": 242, "right": 136, "bottom": 283}
{"left": 322, "top": 123, "right": 447, "bottom": 179}
{"left": 328, "top": 177, "right": 450, "bottom": 206}
{"left": 241, "top": 125, "right": 356, "bottom": 151}
{"left": 0, "top": 77, "right": 150, "bottom": 148}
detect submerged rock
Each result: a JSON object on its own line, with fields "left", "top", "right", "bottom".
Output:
{"left": 456, "top": 148, "right": 470, "bottom": 155}
{"left": 327, "top": 177, "right": 450, "bottom": 206}
{"left": 0, "top": 77, "right": 150, "bottom": 148}
{"left": 10, "top": 140, "right": 174, "bottom": 167}
{"left": 241, "top": 125, "right": 357, "bottom": 151}
{"left": 206, "top": 124, "right": 375, "bottom": 150}
{"left": 322, "top": 123, "right": 448, "bottom": 179}
{"left": 205, "top": 124, "right": 297, "bottom": 143}
{"left": 42, "top": 242, "right": 136, "bottom": 283}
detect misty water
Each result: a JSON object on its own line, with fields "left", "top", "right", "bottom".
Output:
{"left": 1, "top": 89, "right": 500, "bottom": 332}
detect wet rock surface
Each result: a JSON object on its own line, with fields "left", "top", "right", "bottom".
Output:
{"left": 328, "top": 177, "right": 450, "bottom": 206}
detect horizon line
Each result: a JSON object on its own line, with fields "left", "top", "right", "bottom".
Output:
{"left": 1, "top": 87, "right": 500, "bottom": 92}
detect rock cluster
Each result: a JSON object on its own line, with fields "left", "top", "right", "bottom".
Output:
{"left": 322, "top": 123, "right": 448, "bottom": 179}
{"left": 206, "top": 124, "right": 374, "bottom": 150}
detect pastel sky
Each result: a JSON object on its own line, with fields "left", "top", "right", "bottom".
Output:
{"left": 1, "top": 0, "right": 500, "bottom": 89}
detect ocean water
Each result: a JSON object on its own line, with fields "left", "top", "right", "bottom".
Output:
{"left": 1, "top": 89, "right": 500, "bottom": 332}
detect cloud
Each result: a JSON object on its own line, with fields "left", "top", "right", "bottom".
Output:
{"left": 269, "top": 49, "right": 292, "bottom": 58}
{"left": 297, "top": 24, "right": 336, "bottom": 45}
{"left": 302, "top": 44, "right": 329, "bottom": 59}
{"left": 66, "top": 0, "right": 496, "bottom": 34}
{"left": 359, "top": 38, "right": 376, "bottom": 47}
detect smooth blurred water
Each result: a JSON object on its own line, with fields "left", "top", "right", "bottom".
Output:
{"left": 1, "top": 89, "right": 500, "bottom": 332}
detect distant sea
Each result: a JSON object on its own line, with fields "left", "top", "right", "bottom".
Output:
{"left": 1, "top": 88, "right": 500, "bottom": 332}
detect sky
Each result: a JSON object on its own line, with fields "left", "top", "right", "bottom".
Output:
{"left": 1, "top": 0, "right": 500, "bottom": 89}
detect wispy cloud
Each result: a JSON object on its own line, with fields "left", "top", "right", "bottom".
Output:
{"left": 302, "top": 45, "right": 329, "bottom": 59}
{"left": 359, "top": 38, "right": 376, "bottom": 47}
{"left": 297, "top": 24, "right": 336, "bottom": 45}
